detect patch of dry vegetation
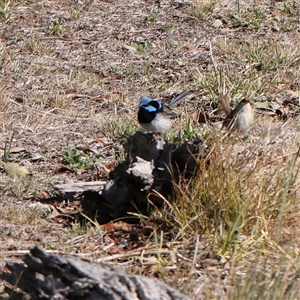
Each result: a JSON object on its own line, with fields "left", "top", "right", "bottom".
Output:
{"left": 0, "top": 0, "right": 300, "bottom": 298}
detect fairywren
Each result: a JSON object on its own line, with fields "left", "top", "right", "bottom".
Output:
{"left": 138, "top": 90, "right": 190, "bottom": 133}
{"left": 220, "top": 97, "right": 254, "bottom": 134}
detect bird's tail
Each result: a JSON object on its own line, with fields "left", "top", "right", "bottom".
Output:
{"left": 167, "top": 90, "right": 191, "bottom": 109}
{"left": 219, "top": 92, "right": 232, "bottom": 116}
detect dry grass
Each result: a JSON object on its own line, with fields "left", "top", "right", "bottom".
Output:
{"left": 0, "top": 0, "right": 300, "bottom": 298}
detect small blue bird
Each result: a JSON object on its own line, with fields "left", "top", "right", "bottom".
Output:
{"left": 138, "top": 91, "right": 191, "bottom": 133}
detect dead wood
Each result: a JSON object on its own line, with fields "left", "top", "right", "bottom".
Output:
{"left": 54, "top": 181, "right": 107, "bottom": 194}
{"left": 0, "top": 245, "right": 190, "bottom": 300}
{"left": 50, "top": 132, "right": 209, "bottom": 224}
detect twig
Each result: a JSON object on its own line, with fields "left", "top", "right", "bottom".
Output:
{"left": 0, "top": 250, "right": 93, "bottom": 257}
{"left": 96, "top": 249, "right": 173, "bottom": 262}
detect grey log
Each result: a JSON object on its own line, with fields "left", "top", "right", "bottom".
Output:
{"left": 0, "top": 246, "right": 190, "bottom": 300}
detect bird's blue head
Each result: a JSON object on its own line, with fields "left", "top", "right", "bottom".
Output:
{"left": 140, "top": 97, "right": 162, "bottom": 112}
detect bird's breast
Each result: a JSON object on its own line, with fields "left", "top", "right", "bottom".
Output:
{"left": 138, "top": 110, "right": 172, "bottom": 133}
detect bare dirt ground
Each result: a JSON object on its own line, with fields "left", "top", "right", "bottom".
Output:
{"left": 0, "top": 0, "right": 300, "bottom": 298}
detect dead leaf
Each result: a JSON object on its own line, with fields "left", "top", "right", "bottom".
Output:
{"left": 4, "top": 162, "right": 29, "bottom": 178}
{"left": 94, "top": 137, "right": 113, "bottom": 147}
{"left": 46, "top": 206, "right": 62, "bottom": 219}
{"left": 56, "top": 206, "right": 80, "bottom": 215}
{"left": 98, "top": 161, "right": 116, "bottom": 175}
{"left": 122, "top": 45, "right": 138, "bottom": 53}
{"left": 9, "top": 147, "right": 26, "bottom": 153}
{"left": 46, "top": 205, "right": 80, "bottom": 220}
{"left": 76, "top": 168, "right": 87, "bottom": 176}
{"left": 181, "top": 44, "right": 196, "bottom": 51}
{"left": 38, "top": 192, "right": 50, "bottom": 198}
{"left": 31, "top": 153, "right": 45, "bottom": 162}
{"left": 105, "top": 162, "right": 115, "bottom": 171}
{"left": 0, "top": 147, "right": 27, "bottom": 157}
{"left": 254, "top": 102, "right": 273, "bottom": 110}
{"left": 103, "top": 92, "right": 121, "bottom": 99}
{"left": 101, "top": 221, "right": 134, "bottom": 232}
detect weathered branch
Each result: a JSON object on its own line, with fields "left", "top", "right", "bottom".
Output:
{"left": 50, "top": 132, "right": 210, "bottom": 224}
{"left": 0, "top": 246, "right": 190, "bottom": 300}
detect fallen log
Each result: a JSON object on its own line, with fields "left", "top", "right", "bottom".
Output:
{"left": 0, "top": 246, "right": 190, "bottom": 300}
{"left": 48, "top": 132, "right": 210, "bottom": 224}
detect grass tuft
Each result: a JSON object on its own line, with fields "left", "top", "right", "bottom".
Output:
{"left": 157, "top": 133, "right": 300, "bottom": 260}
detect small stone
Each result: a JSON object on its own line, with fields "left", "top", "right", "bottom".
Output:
{"left": 212, "top": 19, "right": 223, "bottom": 28}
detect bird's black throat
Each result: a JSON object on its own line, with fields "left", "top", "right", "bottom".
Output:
{"left": 138, "top": 100, "right": 164, "bottom": 124}
{"left": 138, "top": 107, "right": 156, "bottom": 124}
